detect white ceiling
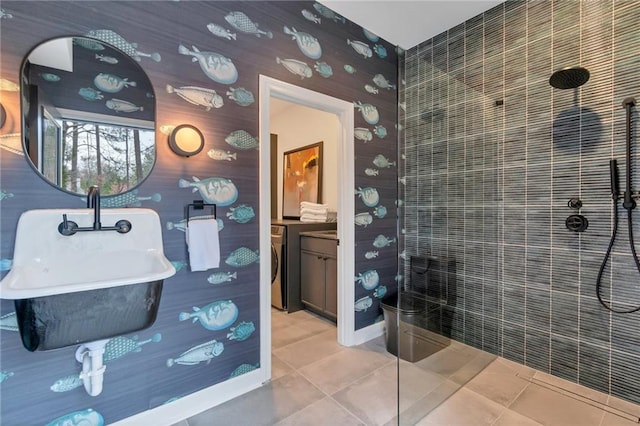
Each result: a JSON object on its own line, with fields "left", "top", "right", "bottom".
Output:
{"left": 318, "top": 0, "right": 503, "bottom": 49}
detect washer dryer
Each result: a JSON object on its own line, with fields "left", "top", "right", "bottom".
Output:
{"left": 271, "top": 225, "right": 286, "bottom": 309}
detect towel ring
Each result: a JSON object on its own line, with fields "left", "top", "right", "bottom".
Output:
{"left": 186, "top": 200, "right": 217, "bottom": 221}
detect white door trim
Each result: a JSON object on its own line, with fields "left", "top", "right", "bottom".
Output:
{"left": 258, "top": 75, "right": 356, "bottom": 382}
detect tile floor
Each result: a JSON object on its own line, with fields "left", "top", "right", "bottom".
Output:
{"left": 175, "top": 309, "right": 640, "bottom": 426}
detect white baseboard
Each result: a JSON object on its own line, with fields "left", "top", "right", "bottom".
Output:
{"left": 350, "top": 321, "right": 385, "bottom": 346}
{"left": 112, "top": 370, "right": 265, "bottom": 426}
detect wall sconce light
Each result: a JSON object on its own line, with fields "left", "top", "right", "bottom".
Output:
{"left": 169, "top": 124, "right": 204, "bottom": 157}
{"left": 0, "top": 103, "right": 6, "bottom": 129}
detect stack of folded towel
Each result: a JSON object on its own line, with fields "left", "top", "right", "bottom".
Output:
{"left": 300, "top": 201, "right": 329, "bottom": 222}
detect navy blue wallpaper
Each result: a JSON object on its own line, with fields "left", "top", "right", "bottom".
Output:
{"left": 0, "top": 1, "right": 398, "bottom": 424}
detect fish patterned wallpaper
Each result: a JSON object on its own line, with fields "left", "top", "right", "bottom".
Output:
{"left": 400, "top": 0, "right": 640, "bottom": 405}
{"left": 0, "top": 1, "right": 398, "bottom": 424}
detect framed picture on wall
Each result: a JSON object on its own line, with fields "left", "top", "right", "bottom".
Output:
{"left": 282, "top": 141, "right": 323, "bottom": 219}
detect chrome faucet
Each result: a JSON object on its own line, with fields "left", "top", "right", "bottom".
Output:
{"left": 87, "top": 185, "right": 101, "bottom": 230}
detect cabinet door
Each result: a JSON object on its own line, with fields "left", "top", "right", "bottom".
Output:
{"left": 300, "top": 250, "right": 325, "bottom": 312}
{"left": 324, "top": 256, "right": 338, "bottom": 319}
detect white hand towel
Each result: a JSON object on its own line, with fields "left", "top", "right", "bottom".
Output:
{"left": 186, "top": 216, "right": 220, "bottom": 272}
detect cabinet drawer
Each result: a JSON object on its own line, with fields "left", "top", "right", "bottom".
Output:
{"left": 300, "top": 236, "right": 337, "bottom": 257}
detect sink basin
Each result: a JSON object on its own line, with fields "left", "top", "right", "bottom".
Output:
{"left": 1, "top": 208, "right": 175, "bottom": 298}
{"left": 0, "top": 208, "right": 176, "bottom": 351}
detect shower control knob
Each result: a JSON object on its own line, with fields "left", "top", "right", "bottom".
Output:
{"left": 566, "top": 214, "right": 588, "bottom": 232}
{"left": 568, "top": 198, "right": 582, "bottom": 209}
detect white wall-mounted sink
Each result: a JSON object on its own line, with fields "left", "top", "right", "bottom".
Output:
{"left": 1, "top": 208, "right": 175, "bottom": 299}
{"left": 0, "top": 208, "right": 176, "bottom": 351}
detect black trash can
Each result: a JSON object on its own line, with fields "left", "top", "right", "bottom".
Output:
{"left": 381, "top": 292, "right": 450, "bottom": 362}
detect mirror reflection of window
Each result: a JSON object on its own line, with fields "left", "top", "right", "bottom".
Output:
{"left": 41, "top": 108, "right": 61, "bottom": 185}
{"left": 56, "top": 118, "right": 154, "bottom": 194}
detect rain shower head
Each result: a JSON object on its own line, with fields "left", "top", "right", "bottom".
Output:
{"left": 549, "top": 67, "right": 590, "bottom": 89}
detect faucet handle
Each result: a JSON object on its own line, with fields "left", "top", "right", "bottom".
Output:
{"left": 58, "top": 214, "right": 79, "bottom": 236}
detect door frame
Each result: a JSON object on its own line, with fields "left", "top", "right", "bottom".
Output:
{"left": 258, "top": 75, "right": 355, "bottom": 382}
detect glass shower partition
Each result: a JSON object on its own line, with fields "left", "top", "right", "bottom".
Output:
{"left": 395, "top": 35, "right": 499, "bottom": 424}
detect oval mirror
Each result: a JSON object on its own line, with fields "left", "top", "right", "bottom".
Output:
{"left": 21, "top": 36, "right": 156, "bottom": 196}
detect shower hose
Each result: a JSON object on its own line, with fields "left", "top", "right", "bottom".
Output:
{"left": 596, "top": 98, "right": 640, "bottom": 313}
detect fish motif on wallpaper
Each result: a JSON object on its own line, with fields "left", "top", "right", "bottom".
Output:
{"left": 343, "top": 64, "right": 356, "bottom": 74}
{"left": 355, "top": 269, "right": 379, "bottom": 290}
{"left": 0, "top": 78, "right": 19, "bottom": 91}
{"left": 364, "top": 168, "right": 379, "bottom": 176}
{"left": 86, "top": 29, "right": 161, "bottom": 62}
{"left": 373, "top": 285, "right": 388, "bottom": 299}
{"left": 226, "top": 204, "right": 255, "bottom": 223}
{"left": 171, "top": 260, "right": 188, "bottom": 272}
{"left": 226, "top": 87, "right": 255, "bottom": 107}
{"left": 207, "top": 23, "right": 236, "bottom": 40}
{"left": 372, "top": 73, "right": 396, "bottom": 90}
{"left": 106, "top": 98, "right": 143, "bottom": 113}
{"left": 94, "top": 73, "right": 136, "bottom": 93}
{"left": 0, "top": 311, "right": 17, "bottom": 331}
{"left": 45, "top": 409, "right": 104, "bottom": 426}
{"left": 207, "top": 271, "right": 237, "bottom": 285}
{"left": 354, "top": 296, "right": 373, "bottom": 312}
{"left": 283, "top": 26, "right": 322, "bottom": 59}
{"left": 363, "top": 29, "right": 379, "bottom": 43}
{"left": 347, "top": 39, "right": 372, "bottom": 58}
{"left": 225, "top": 129, "right": 258, "bottom": 150}
{"left": 178, "top": 176, "right": 239, "bottom": 206}
{"left": 356, "top": 186, "right": 380, "bottom": 207}
{"left": 373, "top": 234, "right": 396, "bottom": 248}
{"left": 312, "top": 3, "right": 345, "bottom": 23}
{"left": 227, "top": 321, "right": 255, "bottom": 341}
{"left": 166, "top": 84, "right": 224, "bottom": 111}
{"left": 364, "top": 250, "right": 379, "bottom": 260}
{"left": 314, "top": 62, "right": 333, "bottom": 78}
{"left": 226, "top": 247, "right": 260, "bottom": 267}
{"left": 230, "top": 363, "right": 259, "bottom": 378}
{"left": 166, "top": 339, "right": 224, "bottom": 367}
{"left": 0, "top": 370, "right": 14, "bottom": 383}
{"left": 74, "top": 38, "right": 105, "bottom": 51}
{"left": 95, "top": 54, "right": 118, "bottom": 64}
{"left": 178, "top": 44, "right": 238, "bottom": 84}
{"left": 167, "top": 218, "right": 224, "bottom": 233}
{"left": 373, "top": 44, "right": 388, "bottom": 58}
{"left": 0, "top": 189, "right": 14, "bottom": 201}
{"left": 225, "top": 11, "right": 273, "bottom": 39}
{"left": 353, "top": 101, "right": 379, "bottom": 124}
{"left": 398, "top": 176, "right": 406, "bottom": 185}
{"left": 364, "top": 84, "right": 379, "bottom": 95}
{"left": 276, "top": 57, "right": 312, "bottom": 79}
{"left": 373, "top": 205, "right": 387, "bottom": 218}
{"left": 354, "top": 128, "right": 373, "bottom": 142}
{"left": 79, "top": 190, "right": 161, "bottom": 207}
{"left": 179, "top": 300, "right": 239, "bottom": 331}
{"left": 372, "top": 154, "right": 395, "bottom": 168}
{"left": 374, "top": 125, "right": 387, "bottom": 138}
{"left": 78, "top": 87, "right": 104, "bottom": 101}
{"left": 41, "top": 73, "right": 61, "bottom": 82}
{"left": 50, "top": 374, "right": 83, "bottom": 393}
{"left": 0, "top": 8, "right": 14, "bottom": 19}
{"left": 103, "top": 333, "right": 162, "bottom": 362}
{"left": 354, "top": 212, "right": 373, "bottom": 227}
{"left": 208, "top": 149, "right": 237, "bottom": 161}
{"left": 301, "top": 9, "right": 321, "bottom": 24}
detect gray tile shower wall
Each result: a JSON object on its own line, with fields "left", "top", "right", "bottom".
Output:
{"left": 400, "top": 0, "right": 640, "bottom": 404}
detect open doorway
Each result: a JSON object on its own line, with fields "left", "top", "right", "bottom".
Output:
{"left": 258, "top": 76, "right": 355, "bottom": 382}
